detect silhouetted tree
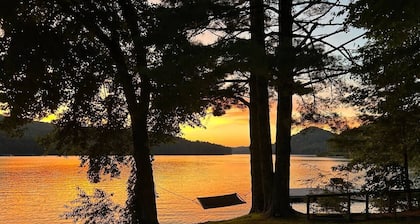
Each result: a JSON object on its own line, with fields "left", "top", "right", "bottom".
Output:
{"left": 248, "top": 0, "right": 275, "bottom": 213}
{"left": 214, "top": 0, "right": 359, "bottom": 216}
{"left": 333, "top": 0, "right": 420, "bottom": 210}
{"left": 345, "top": 0, "right": 419, "bottom": 118}
{"left": 197, "top": 0, "right": 275, "bottom": 213}
{"left": 264, "top": 0, "right": 359, "bottom": 216}
{"left": 0, "top": 1, "right": 233, "bottom": 223}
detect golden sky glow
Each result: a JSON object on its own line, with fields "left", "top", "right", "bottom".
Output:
{"left": 182, "top": 104, "right": 293, "bottom": 147}
{"left": 2, "top": 101, "right": 360, "bottom": 147}
{"left": 181, "top": 107, "right": 253, "bottom": 147}
{"left": 181, "top": 100, "right": 360, "bottom": 147}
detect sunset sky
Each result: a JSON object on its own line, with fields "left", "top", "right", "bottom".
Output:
{"left": 181, "top": 107, "right": 256, "bottom": 147}
{"left": 1, "top": 99, "right": 358, "bottom": 147}
{"left": 181, "top": 102, "right": 359, "bottom": 147}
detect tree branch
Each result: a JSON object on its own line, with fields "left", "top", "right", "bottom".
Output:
{"left": 301, "top": 70, "right": 349, "bottom": 87}
{"left": 295, "top": 67, "right": 347, "bottom": 76}
{"left": 217, "top": 79, "right": 249, "bottom": 84}
{"left": 234, "top": 96, "right": 250, "bottom": 107}
{"left": 292, "top": 0, "right": 349, "bottom": 8}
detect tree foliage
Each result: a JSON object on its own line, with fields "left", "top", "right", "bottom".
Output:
{"left": 345, "top": 0, "right": 420, "bottom": 117}
{"left": 333, "top": 116, "right": 419, "bottom": 190}
{"left": 0, "top": 0, "right": 236, "bottom": 223}
{"left": 333, "top": 0, "right": 420, "bottom": 207}
{"left": 62, "top": 188, "right": 129, "bottom": 224}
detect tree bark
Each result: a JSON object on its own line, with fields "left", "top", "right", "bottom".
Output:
{"left": 249, "top": 75, "right": 265, "bottom": 213}
{"left": 272, "top": 0, "right": 295, "bottom": 217}
{"left": 248, "top": 0, "right": 274, "bottom": 214}
{"left": 110, "top": 45, "right": 159, "bottom": 222}
{"left": 256, "top": 76, "right": 274, "bottom": 213}
{"left": 273, "top": 88, "right": 294, "bottom": 216}
{"left": 117, "top": 1, "right": 159, "bottom": 222}
{"left": 130, "top": 79, "right": 159, "bottom": 224}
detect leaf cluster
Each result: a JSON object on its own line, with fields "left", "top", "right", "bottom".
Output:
{"left": 62, "top": 187, "right": 130, "bottom": 224}
{"left": 333, "top": 1, "right": 420, "bottom": 193}
{"left": 332, "top": 112, "right": 420, "bottom": 192}
{"left": 346, "top": 0, "right": 420, "bottom": 118}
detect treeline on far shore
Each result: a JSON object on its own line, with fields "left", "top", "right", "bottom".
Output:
{"left": 0, "top": 119, "right": 345, "bottom": 156}
{"left": 0, "top": 120, "right": 233, "bottom": 155}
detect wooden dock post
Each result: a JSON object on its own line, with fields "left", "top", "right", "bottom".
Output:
{"left": 365, "top": 193, "right": 369, "bottom": 219}
{"left": 306, "top": 196, "right": 310, "bottom": 220}
{"left": 347, "top": 194, "right": 351, "bottom": 221}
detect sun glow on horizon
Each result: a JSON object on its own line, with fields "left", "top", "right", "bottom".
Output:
{"left": 181, "top": 102, "right": 361, "bottom": 147}
{"left": 1, "top": 102, "right": 360, "bottom": 147}
{"left": 181, "top": 107, "right": 253, "bottom": 147}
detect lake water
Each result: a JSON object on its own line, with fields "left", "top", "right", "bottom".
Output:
{"left": 0, "top": 155, "right": 348, "bottom": 224}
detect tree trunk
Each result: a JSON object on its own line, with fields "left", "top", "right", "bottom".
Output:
{"left": 131, "top": 125, "right": 159, "bottom": 224}
{"left": 256, "top": 76, "right": 274, "bottom": 213}
{"left": 116, "top": 2, "right": 159, "bottom": 222}
{"left": 249, "top": 74, "right": 265, "bottom": 213}
{"left": 272, "top": 0, "right": 295, "bottom": 217}
{"left": 130, "top": 80, "right": 159, "bottom": 224}
{"left": 248, "top": 0, "right": 274, "bottom": 214}
{"left": 273, "top": 89, "right": 294, "bottom": 216}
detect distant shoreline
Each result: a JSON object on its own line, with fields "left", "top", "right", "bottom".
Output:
{"left": 1, "top": 126, "right": 344, "bottom": 157}
{"left": 0, "top": 154, "right": 348, "bottom": 159}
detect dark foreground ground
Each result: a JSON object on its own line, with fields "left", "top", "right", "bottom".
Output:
{"left": 203, "top": 209, "right": 420, "bottom": 224}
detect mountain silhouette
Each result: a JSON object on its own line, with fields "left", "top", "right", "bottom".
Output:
{"left": 0, "top": 119, "right": 231, "bottom": 155}
{"left": 232, "top": 126, "right": 336, "bottom": 155}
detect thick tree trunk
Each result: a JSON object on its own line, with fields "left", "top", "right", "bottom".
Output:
{"left": 131, "top": 125, "right": 159, "bottom": 224}
{"left": 249, "top": 74, "right": 273, "bottom": 213}
{"left": 256, "top": 76, "right": 274, "bottom": 213}
{"left": 117, "top": 2, "right": 159, "bottom": 222}
{"left": 249, "top": 74, "right": 265, "bottom": 213}
{"left": 130, "top": 81, "right": 159, "bottom": 224}
{"left": 273, "top": 90, "right": 294, "bottom": 216}
{"left": 248, "top": 0, "right": 274, "bottom": 214}
{"left": 272, "top": 0, "right": 295, "bottom": 217}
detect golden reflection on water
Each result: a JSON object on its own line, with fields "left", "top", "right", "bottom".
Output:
{"left": 0, "top": 156, "right": 128, "bottom": 224}
{"left": 154, "top": 156, "right": 252, "bottom": 224}
{"left": 0, "top": 155, "right": 347, "bottom": 224}
{"left": 290, "top": 156, "right": 349, "bottom": 188}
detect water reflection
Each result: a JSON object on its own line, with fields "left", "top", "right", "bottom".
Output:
{"left": 0, "top": 155, "right": 348, "bottom": 224}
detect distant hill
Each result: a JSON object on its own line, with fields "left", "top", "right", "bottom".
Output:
{"left": 0, "top": 119, "right": 334, "bottom": 156}
{"left": 231, "top": 146, "right": 249, "bottom": 154}
{"left": 290, "top": 127, "right": 336, "bottom": 155}
{"left": 151, "top": 138, "right": 231, "bottom": 155}
{"left": 232, "top": 126, "right": 336, "bottom": 155}
{"left": 0, "top": 120, "right": 231, "bottom": 155}
{"left": 0, "top": 121, "right": 54, "bottom": 155}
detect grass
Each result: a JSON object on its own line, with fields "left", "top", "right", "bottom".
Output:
{"left": 202, "top": 211, "right": 420, "bottom": 224}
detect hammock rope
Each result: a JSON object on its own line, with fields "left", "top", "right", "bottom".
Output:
{"left": 156, "top": 185, "right": 249, "bottom": 209}
{"left": 156, "top": 185, "right": 200, "bottom": 205}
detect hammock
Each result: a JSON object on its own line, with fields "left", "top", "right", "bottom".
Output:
{"left": 197, "top": 193, "right": 246, "bottom": 209}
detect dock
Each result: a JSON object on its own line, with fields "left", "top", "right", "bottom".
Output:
{"left": 290, "top": 188, "right": 324, "bottom": 203}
